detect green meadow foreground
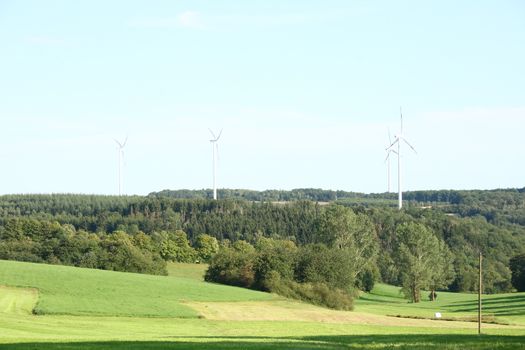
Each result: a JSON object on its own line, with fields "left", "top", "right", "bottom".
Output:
{"left": 1, "top": 260, "right": 525, "bottom": 349}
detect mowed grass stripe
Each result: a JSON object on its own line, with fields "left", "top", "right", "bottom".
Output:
{"left": 0, "top": 260, "right": 273, "bottom": 318}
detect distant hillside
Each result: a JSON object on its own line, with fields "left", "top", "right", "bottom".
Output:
{"left": 149, "top": 187, "right": 525, "bottom": 205}
{"left": 149, "top": 188, "right": 371, "bottom": 202}
{"left": 150, "top": 187, "right": 525, "bottom": 225}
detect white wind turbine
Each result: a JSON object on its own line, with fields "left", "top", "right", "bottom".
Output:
{"left": 387, "top": 108, "right": 416, "bottom": 209}
{"left": 114, "top": 137, "right": 128, "bottom": 196}
{"left": 385, "top": 129, "right": 398, "bottom": 193}
{"left": 209, "top": 129, "right": 222, "bottom": 200}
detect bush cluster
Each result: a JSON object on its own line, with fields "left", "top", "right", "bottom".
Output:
{"left": 264, "top": 271, "right": 353, "bottom": 310}
{"left": 205, "top": 238, "right": 356, "bottom": 310}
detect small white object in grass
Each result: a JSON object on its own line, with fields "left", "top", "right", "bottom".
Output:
{"left": 435, "top": 312, "right": 442, "bottom": 319}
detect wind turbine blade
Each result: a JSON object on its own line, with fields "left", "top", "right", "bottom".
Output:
{"left": 208, "top": 128, "right": 217, "bottom": 139}
{"left": 386, "top": 138, "right": 399, "bottom": 151}
{"left": 216, "top": 129, "right": 223, "bottom": 141}
{"left": 402, "top": 137, "right": 417, "bottom": 154}
{"left": 114, "top": 139, "right": 123, "bottom": 148}
{"left": 122, "top": 136, "right": 128, "bottom": 148}
{"left": 385, "top": 153, "right": 390, "bottom": 162}
{"left": 400, "top": 107, "right": 403, "bottom": 135}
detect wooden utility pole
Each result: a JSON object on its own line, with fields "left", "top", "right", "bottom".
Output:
{"left": 478, "top": 251, "right": 482, "bottom": 335}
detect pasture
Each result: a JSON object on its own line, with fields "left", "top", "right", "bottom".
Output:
{"left": 356, "top": 283, "right": 525, "bottom": 326}
{"left": 0, "top": 260, "right": 272, "bottom": 317}
{"left": 0, "top": 260, "right": 524, "bottom": 349}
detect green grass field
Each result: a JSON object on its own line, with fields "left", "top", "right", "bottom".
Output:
{"left": 166, "top": 262, "right": 207, "bottom": 281}
{"left": 1, "top": 260, "right": 525, "bottom": 349}
{"left": 356, "top": 283, "right": 525, "bottom": 326}
{"left": 0, "top": 260, "right": 272, "bottom": 317}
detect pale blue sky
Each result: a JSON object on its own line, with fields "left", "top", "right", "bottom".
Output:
{"left": 0, "top": 0, "right": 524, "bottom": 195}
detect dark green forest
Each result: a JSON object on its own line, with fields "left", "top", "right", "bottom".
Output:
{"left": 1, "top": 188, "right": 524, "bottom": 304}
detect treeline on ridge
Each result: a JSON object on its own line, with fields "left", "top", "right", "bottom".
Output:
{"left": 152, "top": 187, "right": 525, "bottom": 226}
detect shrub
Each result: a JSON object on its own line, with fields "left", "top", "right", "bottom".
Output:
{"left": 264, "top": 271, "right": 353, "bottom": 310}
{"left": 206, "top": 239, "right": 355, "bottom": 310}
{"left": 195, "top": 234, "right": 219, "bottom": 262}
{"left": 253, "top": 238, "right": 297, "bottom": 289}
{"left": 205, "top": 247, "right": 255, "bottom": 288}
{"left": 99, "top": 231, "right": 167, "bottom": 275}
{"left": 295, "top": 244, "right": 355, "bottom": 291}
{"left": 0, "top": 238, "right": 43, "bottom": 263}
{"left": 355, "top": 266, "right": 379, "bottom": 292}
{"left": 154, "top": 230, "right": 197, "bottom": 263}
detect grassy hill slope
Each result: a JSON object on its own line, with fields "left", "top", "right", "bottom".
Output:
{"left": 0, "top": 260, "right": 273, "bottom": 317}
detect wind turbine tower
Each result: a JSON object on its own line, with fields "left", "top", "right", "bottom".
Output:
{"left": 387, "top": 108, "right": 416, "bottom": 209}
{"left": 385, "top": 129, "right": 397, "bottom": 193}
{"left": 114, "top": 137, "right": 127, "bottom": 196}
{"left": 209, "top": 129, "right": 222, "bottom": 200}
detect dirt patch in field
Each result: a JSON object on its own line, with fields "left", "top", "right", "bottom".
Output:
{"left": 185, "top": 300, "right": 511, "bottom": 329}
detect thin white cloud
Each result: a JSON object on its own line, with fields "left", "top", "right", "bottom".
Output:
{"left": 26, "top": 36, "right": 65, "bottom": 46}
{"left": 130, "top": 10, "right": 345, "bottom": 31}
{"left": 421, "top": 107, "right": 525, "bottom": 123}
{"left": 130, "top": 11, "right": 206, "bottom": 30}
{"left": 176, "top": 11, "right": 206, "bottom": 30}
{"left": 214, "top": 13, "right": 311, "bottom": 27}
{"left": 129, "top": 17, "right": 178, "bottom": 29}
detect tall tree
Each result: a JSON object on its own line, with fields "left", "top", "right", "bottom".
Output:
{"left": 155, "top": 230, "right": 196, "bottom": 263}
{"left": 510, "top": 254, "right": 525, "bottom": 292}
{"left": 427, "top": 239, "right": 455, "bottom": 300}
{"left": 195, "top": 234, "right": 219, "bottom": 262}
{"left": 395, "top": 222, "right": 446, "bottom": 303}
{"left": 318, "top": 205, "right": 378, "bottom": 280}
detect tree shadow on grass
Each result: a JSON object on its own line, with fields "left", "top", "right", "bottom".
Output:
{"left": 446, "top": 295, "right": 525, "bottom": 317}
{"left": 357, "top": 294, "right": 406, "bottom": 304}
{"left": 303, "top": 334, "right": 525, "bottom": 349}
{"left": 450, "top": 295, "right": 525, "bottom": 308}
{"left": 452, "top": 306, "right": 525, "bottom": 317}
{"left": 2, "top": 334, "right": 525, "bottom": 350}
